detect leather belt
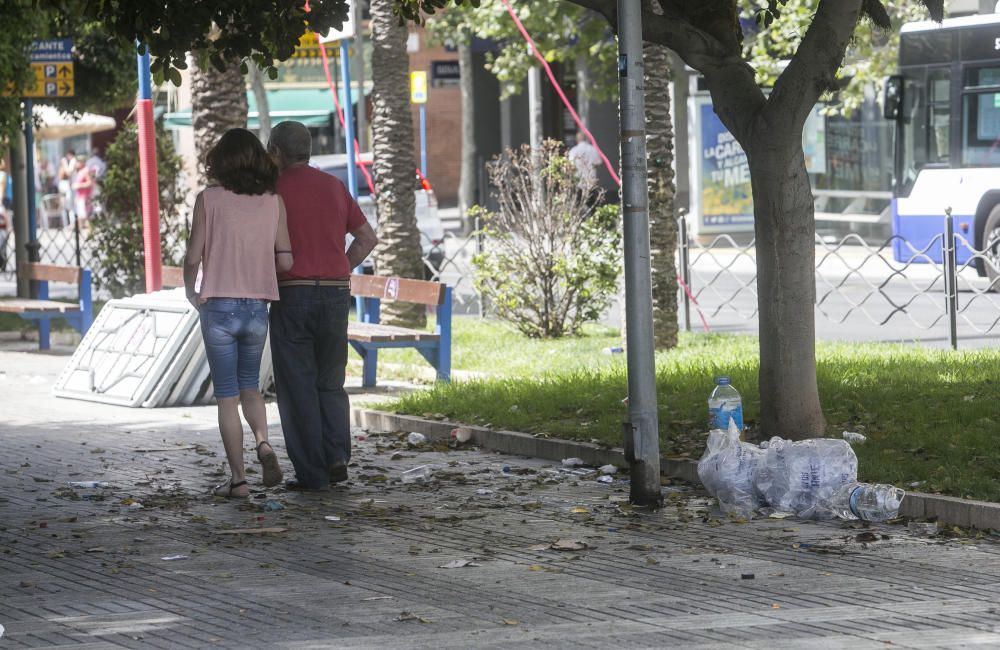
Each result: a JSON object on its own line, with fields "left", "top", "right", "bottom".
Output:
{"left": 278, "top": 279, "right": 350, "bottom": 288}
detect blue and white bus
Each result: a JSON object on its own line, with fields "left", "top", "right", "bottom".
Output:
{"left": 886, "top": 14, "right": 1000, "bottom": 278}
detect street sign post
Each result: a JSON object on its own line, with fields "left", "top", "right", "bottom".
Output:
{"left": 410, "top": 71, "right": 428, "bottom": 177}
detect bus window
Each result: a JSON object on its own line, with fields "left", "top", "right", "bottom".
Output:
{"left": 962, "top": 67, "right": 1000, "bottom": 166}
{"left": 900, "top": 69, "right": 951, "bottom": 192}
{"left": 928, "top": 70, "right": 950, "bottom": 164}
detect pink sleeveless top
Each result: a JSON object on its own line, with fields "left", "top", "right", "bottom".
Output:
{"left": 198, "top": 186, "right": 280, "bottom": 301}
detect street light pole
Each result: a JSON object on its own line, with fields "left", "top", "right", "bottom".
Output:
{"left": 617, "top": 0, "right": 661, "bottom": 507}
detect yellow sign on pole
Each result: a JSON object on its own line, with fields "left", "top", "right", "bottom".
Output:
{"left": 23, "top": 62, "right": 74, "bottom": 98}
{"left": 410, "top": 71, "right": 428, "bottom": 104}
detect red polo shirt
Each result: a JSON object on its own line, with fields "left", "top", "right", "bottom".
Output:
{"left": 276, "top": 164, "right": 367, "bottom": 281}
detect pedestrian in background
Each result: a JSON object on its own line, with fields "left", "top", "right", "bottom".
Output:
{"left": 266, "top": 120, "right": 378, "bottom": 491}
{"left": 183, "top": 128, "right": 294, "bottom": 498}
{"left": 70, "top": 157, "right": 93, "bottom": 224}
{"left": 57, "top": 149, "right": 76, "bottom": 216}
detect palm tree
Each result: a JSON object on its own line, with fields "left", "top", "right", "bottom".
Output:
{"left": 189, "top": 55, "right": 248, "bottom": 188}
{"left": 643, "top": 42, "right": 678, "bottom": 350}
{"left": 369, "top": 0, "right": 426, "bottom": 328}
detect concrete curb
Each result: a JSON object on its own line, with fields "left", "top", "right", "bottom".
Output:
{"left": 352, "top": 407, "right": 1000, "bottom": 531}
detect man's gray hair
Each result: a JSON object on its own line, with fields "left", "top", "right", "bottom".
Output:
{"left": 268, "top": 121, "right": 312, "bottom": 163}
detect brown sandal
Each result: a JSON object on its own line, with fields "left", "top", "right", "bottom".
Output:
{"left": 256, "top": 440, "right": 283, "bottom": 488}
{"left": 213, "top": 479, "right": 249, "bottom": 498}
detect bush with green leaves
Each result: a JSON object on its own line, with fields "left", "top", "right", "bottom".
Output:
{"left": 472, "top": 141, "right": 620, "bottom": 338}
{"left": 90, "top": 123, "right": 187, "bottom": 297}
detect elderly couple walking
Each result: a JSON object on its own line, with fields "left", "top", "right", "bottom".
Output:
{"left": 183, "top": 122, "right": 378, "bottom": 497}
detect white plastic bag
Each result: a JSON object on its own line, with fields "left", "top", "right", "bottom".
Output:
{"left": 697, "top": 420, "right": 763, "bottom": 519}
{"left": 753, "top": 436, "right": 858, "bottom": 519}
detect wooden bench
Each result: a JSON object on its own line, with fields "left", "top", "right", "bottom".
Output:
{"left": 0, "top": 263, "right": 93, "bottom": 350}
{"left": 349, "top": 274, "right": 452, "bottom": 388}
{"left": 155, "top": 267, "right": 453, "bottom": 387}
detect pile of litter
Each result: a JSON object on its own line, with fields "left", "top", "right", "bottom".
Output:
{"left": 53, "top": 289, "right": 273, "bottom": 407}
{"left": 697, "top": 420, "right": 903, "bottom": 521}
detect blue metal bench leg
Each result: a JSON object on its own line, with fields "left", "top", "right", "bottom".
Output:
{"left": 38, "top": 279, "right": 50, "bottom": 351}
{"left": 39, "top": 318, "right": 50, "bottom": 351}
{"left": 437, "top": 287, "right": 452, "bottom": 382}
{"left": 362, "top": 347, "right": 378, "bottom": 388}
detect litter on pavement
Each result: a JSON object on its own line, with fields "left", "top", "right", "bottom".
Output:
{"left": 698, "top": 420, "right": 904, "bottom": 522}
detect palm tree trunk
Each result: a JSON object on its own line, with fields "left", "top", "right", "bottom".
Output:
{"left": 370, "top": 0, "right": 426, "bottom": 328}
{"left": 189, "top": 55, "right": 247, "bottom": 189}
{"left": 643, "top": 43, "right": 678, "bottom": 350}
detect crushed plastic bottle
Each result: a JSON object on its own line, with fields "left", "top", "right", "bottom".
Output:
{"left": 825, "top": 482, "right": 905, "bottom": 522}
{"left": 842, "top": 431, "right": 867, "bottom": 444}
{"left": 407, "top": 432, "right": 428, "bottom": 446}
{"left": 708, "top": 376, "right": 743, "bottom": 431}
{"left": 401, "top": 465, "right": 433, "bottom": 484}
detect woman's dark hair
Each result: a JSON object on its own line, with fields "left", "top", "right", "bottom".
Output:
{"left": 206, "top": 128, "right": 278, "bottom": 195}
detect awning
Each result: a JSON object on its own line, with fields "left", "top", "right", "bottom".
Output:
{"left": 33, "top": 104, "right": 116, "bottom": 140}
{"left": 162, "top": 87, "right": 360, "bottom": 130}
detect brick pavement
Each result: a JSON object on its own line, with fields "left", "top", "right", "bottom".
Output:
{"left": 2, "top": 347, "right": 1000, "bottom": 649}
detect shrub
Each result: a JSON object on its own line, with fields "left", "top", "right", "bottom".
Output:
{"left": 472, "top": 140, "right": 621, "bottom": 338}
{"left": 90, "top": 123, "right": 187, "bottom": 297}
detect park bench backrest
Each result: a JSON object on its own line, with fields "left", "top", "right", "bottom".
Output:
{"left": 161, "top": 266, "right": 185, "bottom": 289}
{"left": 350, "top": 274, "right": 446, "bottom": 306}
{"left": 24, "top": 263, "right": 82, "bottom": 285}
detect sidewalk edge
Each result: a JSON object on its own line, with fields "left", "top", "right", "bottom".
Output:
{"left": 352, "top": 407, "right": 1000, "bottom": 530}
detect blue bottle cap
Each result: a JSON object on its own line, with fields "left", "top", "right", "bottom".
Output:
{"left": 715, "top": 376, "right": 731, "bottom": 386}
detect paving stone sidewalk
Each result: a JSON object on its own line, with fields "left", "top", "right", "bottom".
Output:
{"left": 2, "top": 347, "right": 1000, "bottom": 649}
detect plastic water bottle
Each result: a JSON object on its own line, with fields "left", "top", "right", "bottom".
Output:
{"left": 708, "top": 376, "right": 743, "bottom": 431}
{"left": 827, "top": 482, "right": 905, "bottom": 522}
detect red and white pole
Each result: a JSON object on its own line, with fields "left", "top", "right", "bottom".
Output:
{"left": 136, "top": 47, "right": 162, "bottom": 293}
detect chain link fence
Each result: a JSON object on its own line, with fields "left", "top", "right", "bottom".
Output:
{"left": 678, "top": 212, "right": 1000, "bottom": 348}
{"left": 421, "top": 219, "right": 484, "bottom": 317}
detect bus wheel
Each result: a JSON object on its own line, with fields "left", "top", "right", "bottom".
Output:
{"left": 983, "top": 204, "right": 1000, "bottom": 291}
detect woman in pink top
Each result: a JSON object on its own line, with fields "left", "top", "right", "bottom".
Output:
{"left": 71, "top": 157, "right": 93, "bottom": 222}
{"left": 183, "top": 128, "right": 294, "bottom": 498}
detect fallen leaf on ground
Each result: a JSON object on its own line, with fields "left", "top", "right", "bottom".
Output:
{"left": 438, "top": 559, "right": 481, "bottom": 569}
{"left": 550, "top": 539, "right": 588, "bottom": 551}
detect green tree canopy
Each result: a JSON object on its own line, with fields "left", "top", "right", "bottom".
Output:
{"left": 743, "top": 0, "right": 934, "bottom": 115}
{"left": 427, "top": 0, "right": 617, "bottom": 101}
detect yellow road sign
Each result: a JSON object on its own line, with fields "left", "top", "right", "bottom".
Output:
{"left": 22, "top": 62, "right": 74, "bottom": 97}
{"left": 410, "top": 71, "right": 427, "bottom": 104}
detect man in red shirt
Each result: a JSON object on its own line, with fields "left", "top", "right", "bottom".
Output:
{"left": 267, "top": 121, "right": 378, "bottom": 490}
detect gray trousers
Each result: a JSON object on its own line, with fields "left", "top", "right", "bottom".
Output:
{"left": 270, "top": 285, "right": 352, "bottom": 488}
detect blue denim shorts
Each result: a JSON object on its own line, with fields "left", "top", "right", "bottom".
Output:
{"left": 199, "top": 298, "right": 269, "bottom": 398}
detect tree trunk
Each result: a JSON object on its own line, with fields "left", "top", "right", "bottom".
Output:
{"left": 190, "top": 56, "right": 247, "bottom": 188}
{"left": 369, "top": 0, "right": 426, "bottom": 328}
{"left": 643, "top": 42, "right": 678, "bottom": 350}
{"left": 249, "top": 64, "right": 271, "bottom": 145}
{"left": 747, "top": 138, "right": 825, "bottom": 439}
{"left": 458, "top": 40, "right": 476, "bottom": 235}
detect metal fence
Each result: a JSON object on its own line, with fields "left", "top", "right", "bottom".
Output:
{"left": 1, "top": 222, "right": 94, "bottom": 289}
{"left": 2, "top": 220, "right": 488, "bottom": 314}
{"left": 677, "top": 211, "right": 1000, "bottom": 349}
{"left": 421, "top": 222, "right": 484, "bottom": 317}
